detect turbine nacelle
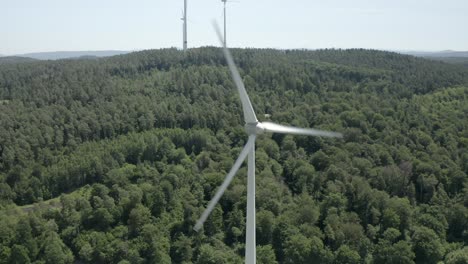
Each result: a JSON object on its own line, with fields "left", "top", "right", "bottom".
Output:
{"left": 244, "top": 122, "right": 265, "bottom": 135}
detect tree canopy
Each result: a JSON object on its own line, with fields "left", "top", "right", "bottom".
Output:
{"left": 0, "top": 47, "right": 467, "bottom": 263}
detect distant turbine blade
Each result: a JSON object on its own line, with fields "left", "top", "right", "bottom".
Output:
{"left": 194, "top": 135, "right": 256, "bottom": 231}
{"left": 261, "top": 121, "right": 343, "bottom": 138}
{"left": 212, "top": 21, "right": 258, "bottom": 124}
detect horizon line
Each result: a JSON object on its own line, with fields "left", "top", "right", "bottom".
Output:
{"left": 2, "top": 47, "right": 468, "bottom": 57}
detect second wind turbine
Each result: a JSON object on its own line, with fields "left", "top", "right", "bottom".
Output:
{"left": 182, "top": 0, "right": 188, "bottom": 50}
{"left": 221, "top": 0, "right": 237, "bottom": 47}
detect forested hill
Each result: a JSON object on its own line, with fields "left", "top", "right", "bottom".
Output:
{"left": 0, "top": 56, "right": 38, "bottom": 65}
{"left": 0, "top": 48, "right": 467, "bottom": 263}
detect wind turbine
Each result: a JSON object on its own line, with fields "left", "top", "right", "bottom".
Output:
{"left": 221, "top": 0, "right": 238, "bottom": 47}
{"left": 181, "top": 0, "right": 188, "bottom": 50}
{"left": 194, "top": 23, "right": 343, "bottom": 264}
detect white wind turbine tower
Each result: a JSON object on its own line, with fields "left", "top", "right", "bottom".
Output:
{"left": 221, "top": 0, "right": 238, "bottom": 47}
{"left": 194, "top": 23, "right": 343, "bottom": 263}
{"left": 181, "top": 0, "right": 188, "bottom": 50}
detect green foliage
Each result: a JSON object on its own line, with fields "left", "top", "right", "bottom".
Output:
{"left": 373, "top": 240, "right": 415, "bottom": 264}
{"left": 9, "top": 244, "right": 31, "bottom": 264}
{"left": 335, "top": 245, "right": 361, "bottom": 264}
{"left": 445, "top": 247, "right": 468, "bottom": 264}
{"left": 127, "top": 204, "right": 151, "bottom": 237}
{"left": 257, "top": 245, "right": 278, "bottom": 264}
{"left": 283, "top": 233, "right": 314, "bottom": 264}
{"left": 411, "top": 226, "right": 445, "bottom": 264}
{"left": 170, "top": 234, "right": 193, "bottom": 263}
{"left": 196, "top": 243, "right": 242, "bottom": 264}
{"left": 40, "top": 231, "right": 74, "bottom": 264}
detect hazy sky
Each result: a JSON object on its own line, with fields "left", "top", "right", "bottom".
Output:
{"left": 2, "top": 0, "right": 467, "bottom": 55}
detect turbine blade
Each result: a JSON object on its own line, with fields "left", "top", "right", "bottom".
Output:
{"left": 261, "top": 121, "right": 343, "bottom": 138}
{"left": 194, "top": 135, "right": 256, "bottom": 231}
{"left": 213, "top": 21, "right": 258, "bottom": 124}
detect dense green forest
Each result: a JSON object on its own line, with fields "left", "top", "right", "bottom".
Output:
{"left": 426, "top": 57, "right": 468, "bottom": 68}
{"left": 0, "top": 48, "right": 467, "bottom": 263}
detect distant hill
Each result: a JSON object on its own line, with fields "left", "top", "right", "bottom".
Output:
{"left": 399, "top": 50, "right": 468, "bottom": 67}
{"left": 14, "top": 50, "right": 131, "bottom": 60}
{"left": 400, "top": 50, "right": 468, "bottom": 58}
{"left": 428, "top": 57, "right": 468, "bottom": 67}
{"left": 68, "top": 55, "right": 100, "bottom": 60}
{"left": 0, "top": 56, "right": 38, "bottom": 64}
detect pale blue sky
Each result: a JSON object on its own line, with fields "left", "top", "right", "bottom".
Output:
{"left": 2, "top": 0, "right": 467, "bottom": 55}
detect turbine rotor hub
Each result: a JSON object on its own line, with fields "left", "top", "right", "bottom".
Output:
{"left": 245, "top": 122, "right": 265, "bottom": 135}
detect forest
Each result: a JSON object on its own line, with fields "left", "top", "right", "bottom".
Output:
{"left": 0, "top": 47, "right": 467, "bottom": 263}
